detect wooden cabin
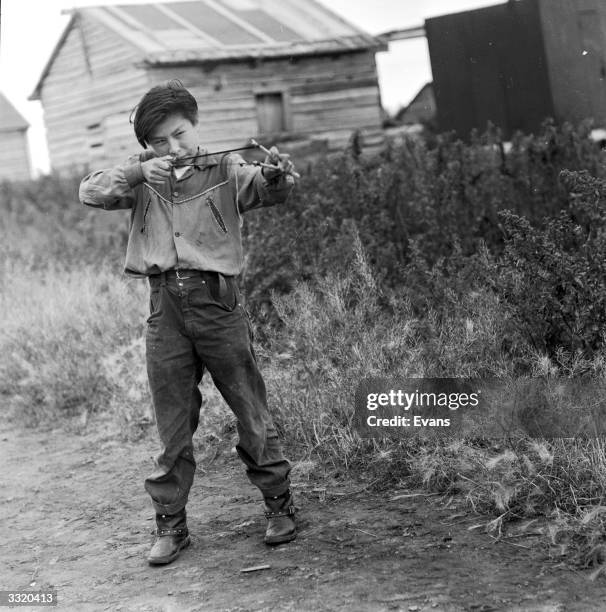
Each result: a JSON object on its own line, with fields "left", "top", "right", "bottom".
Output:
{"left": 29, "top": 0, "right": 387, "bottom": 172}
{"left": 0, "top": 92, "right": 32, "bottom": 181}
{"left": 426, "top": 0, "right": 606, "bottom": 138}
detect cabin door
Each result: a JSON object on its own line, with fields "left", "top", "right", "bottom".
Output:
{"left": 255, "top": 92, "right": 286, "bottom": 134}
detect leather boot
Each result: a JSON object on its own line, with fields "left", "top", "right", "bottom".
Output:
{"left": 147, "top": 508, "right": 190, "bottom": 565}
{"left": 264, "top": 489, "right": 296, "bottom": 545}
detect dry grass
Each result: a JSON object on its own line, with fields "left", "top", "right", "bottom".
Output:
{"left": 0, "top": 256, "right": 148, "bottom": 427}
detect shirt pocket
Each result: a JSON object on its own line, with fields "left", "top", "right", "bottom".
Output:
{"left": 176, "top": 181, "right": 230, "bottom": 245}
{"left": 189, "top": 182, "right": 236, "bottom": 246}
{"left": 205, "top": 193, "right": 228, "bottom": 234}
{"left": 139, "top": 197, "right": 152, "bottom": 237}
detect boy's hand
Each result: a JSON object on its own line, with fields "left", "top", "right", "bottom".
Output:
{"left": 141, "top": 156, "right": 173, "bottom": 186}
{"left": 262, "top": 146, "right": 296, "bottom": 181}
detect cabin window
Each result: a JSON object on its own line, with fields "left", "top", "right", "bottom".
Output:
{"left": 86, "top": 122, "right": 103, "bottom": 149}
{"left": 86, "top": 122, "right": 104, "bottom": 161}
{"left": 255, "top": 92, "right": 287, "bottom": 134}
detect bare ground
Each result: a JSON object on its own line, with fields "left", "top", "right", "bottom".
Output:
{"left": 3, "top": 419, "right": 606, "bottom": 612}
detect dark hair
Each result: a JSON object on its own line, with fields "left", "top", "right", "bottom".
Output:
{"left": 131, "top": 79, "right": 198, "bottom": 148}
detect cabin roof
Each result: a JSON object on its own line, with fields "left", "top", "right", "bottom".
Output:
{"left": 0, "top": 92, "right": 29, "bottom": 131}
{"left": 31, "top": 0, "right": 384, "bottom": 100}
{"left": 395, "top": 82, "right": 435, "bottom": 123}
{"left": 403, "top": 82, "right": 433, "bottom": 107}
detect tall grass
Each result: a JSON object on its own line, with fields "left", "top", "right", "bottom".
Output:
{"left": 0, "top": 256, "right": 149, "bottom": 429}
{"left": 260, "top": 240, "right": 606, "bottom": 564}
{"left": 261, "top": 233, "right": 517, "bottom": 460}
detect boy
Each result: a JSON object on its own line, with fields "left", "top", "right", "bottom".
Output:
{"left": 79, "top": 80, "right": 297, "bottom": 565}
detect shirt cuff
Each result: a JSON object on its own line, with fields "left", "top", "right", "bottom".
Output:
{"left": 123, "top": 161, "right": 144, "bottom": 187}
{"left": 261, "top": 174, "right": 295, "bottom": 204}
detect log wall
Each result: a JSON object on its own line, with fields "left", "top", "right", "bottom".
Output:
{"left": 0, "top": 130, "right": 32, "bottom": 181}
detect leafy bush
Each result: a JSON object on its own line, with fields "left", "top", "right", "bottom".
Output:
{"left": 241, "top": 121, "right": 606, "bottom": 308}
{"left": 494, "top": 170, "right": 606, "bottom": 361}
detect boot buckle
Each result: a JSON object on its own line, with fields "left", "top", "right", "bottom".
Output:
{"left": 264, "top": 505, "right": 296, "bottom": 519}
{"left": 156, "top": 528, "right": 188, "bottom": 537}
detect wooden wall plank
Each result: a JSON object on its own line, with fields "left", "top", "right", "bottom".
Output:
{"left": 0, "top": 131, "right": 31, "bottom": 180}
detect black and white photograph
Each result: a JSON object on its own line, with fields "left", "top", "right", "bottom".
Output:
{"left": 4, "top": 0, "right": 606, "bottom": 610}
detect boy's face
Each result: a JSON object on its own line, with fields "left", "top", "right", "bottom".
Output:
{"left": 146, "top": 113, "right": 200, "bottom": 161}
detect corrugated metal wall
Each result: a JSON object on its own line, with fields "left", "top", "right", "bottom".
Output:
{"left": 426, "top": 0, "right": 555, "bottom": 138}
{"left": 539, "top": 0, "right": 606, "bottom": 126}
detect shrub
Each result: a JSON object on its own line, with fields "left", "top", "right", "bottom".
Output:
{"left": 240, "top": 121, "right": 606, "bottom": 310}
{"left": 494, "top": 169, "right": 606, "bottom": 361}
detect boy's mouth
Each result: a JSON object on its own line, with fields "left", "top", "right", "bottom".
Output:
{"left": 171, "top": 152, "right": 200, "bottom": 167}
{"left": 171, "top": 156, "right": 188, "bottom": 167}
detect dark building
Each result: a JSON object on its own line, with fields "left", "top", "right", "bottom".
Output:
{"left": 426, "top": 0, "right": 606, "bottom": 138}
{"left": 395, "top": 82, "right": 436, "bottom": 126}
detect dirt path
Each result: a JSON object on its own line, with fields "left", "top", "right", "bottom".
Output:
{"left": 3, "top": 420, "right": 606, "bottom": 612}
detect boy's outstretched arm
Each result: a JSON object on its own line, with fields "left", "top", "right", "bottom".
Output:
{"left": 79, "top": 152, "right": 164, "bottom": 210}
{"left": 230, "top": 147, "right": 296, "bottom": 213}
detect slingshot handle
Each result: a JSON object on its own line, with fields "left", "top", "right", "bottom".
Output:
{"left": 250, "top": 139, "right": 300, "bottom": 179}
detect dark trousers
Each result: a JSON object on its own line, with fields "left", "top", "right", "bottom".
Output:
{"left": 144, "top": 272, "right": 291, "bottom": 515}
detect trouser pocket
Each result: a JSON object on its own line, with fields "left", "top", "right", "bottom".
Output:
{"left": 204, "top": 274, "right": 239, "bottom": 311}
